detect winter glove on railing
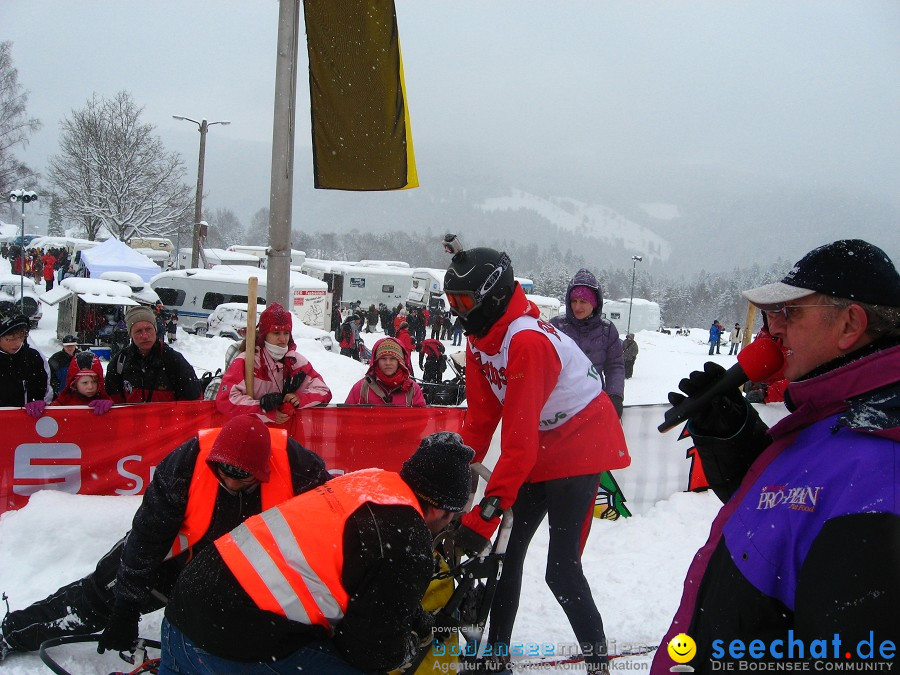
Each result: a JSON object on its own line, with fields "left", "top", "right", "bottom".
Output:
{"left": 283, "top": 372, "right": 306, "bottom": 394}
{"left": 608, "top": 394, "right": 624, "bottom": 419}
{"left": 456, "top": 505, "right": 500, "bottom": 557}
{"left": 259, "top": 393, "right": 284, "bottom": 412}
{"left": 97, "top": 604, "right": 140, "bottom": 654}
{"left": 667, "top": 361, "right": 747, "bottom": 438}
{"left": 24, "top": 400, "right": 46, "bottom": 418}
{"left": 88, "top": 399, "right": 114, "bottom": 415}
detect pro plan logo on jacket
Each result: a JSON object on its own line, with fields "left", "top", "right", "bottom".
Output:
{"left": 756, "top": 484, "right": 823, "bottom": 512}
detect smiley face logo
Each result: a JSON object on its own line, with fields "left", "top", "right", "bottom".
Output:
{"left": 667, "top": 633, "right": 697, "bottom": 664}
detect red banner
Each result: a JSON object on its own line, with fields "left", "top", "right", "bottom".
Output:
{"left": 1, "top": 403, "right": 466, "bottom": 515}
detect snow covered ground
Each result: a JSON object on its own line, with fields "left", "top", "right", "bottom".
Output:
{"left": 0, "top": 255, "right": 759, "bottom": 673}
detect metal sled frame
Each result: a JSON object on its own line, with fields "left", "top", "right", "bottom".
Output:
{"left": 410, "top": 463, "right": 513, "bottom": 671}
{"left": 38, "top": 634, "right": 160, "bottom": 675}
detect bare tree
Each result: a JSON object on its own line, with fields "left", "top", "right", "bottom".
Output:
{"left": 48, "top": 91, "right": 192, "bottom": 241}
{"left": 0, "top": 41, "right": 41, "bottom": 195}
{"left": 246, "top": 207, "right": 269, "bottom": 245}
{"left": 205, "top": 207, "right": 244, "bottom": 248}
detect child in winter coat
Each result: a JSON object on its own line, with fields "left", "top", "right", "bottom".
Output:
{"left": 344, "top": 337, "right": 426, "bottom": 406}
{"left": 216, "top": 303, "right": 332, "bottom": 423}
{"left": 166, "top": 311, "right": 178, "bottom": 344}
{"left": 52, "top": 351, "right": 114, "bottom": 414}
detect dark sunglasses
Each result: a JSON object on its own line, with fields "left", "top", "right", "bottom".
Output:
{"left": 216, "top": 463, "right": 254, "bottom": 481}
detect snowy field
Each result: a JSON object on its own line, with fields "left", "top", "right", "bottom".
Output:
{"left": 0, "top": 255, "right": 766, "bottom": 673}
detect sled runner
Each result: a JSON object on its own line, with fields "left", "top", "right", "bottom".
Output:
{"left": 39, "top": 634, "right": 160, "bottom": 675}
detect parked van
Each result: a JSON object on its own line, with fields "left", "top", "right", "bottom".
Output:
{"left": 602, "top": 298, "right": 662, "bottom": 334}
{"left": 175, "top": 247, "right": 262, "bottom": 270}
{"left": 406, "top": 267, "right": 446, "bottom": 311}
{"left": 150, "top": 267, "right": 329, "bottom": 333}
{"left": 227, "top": 245, "right": 306, "bottom": 268}
{"left": 300, "top": 258, "right": 415, "bottom": 309}
{"left": 525, "top": 293, "right": 561, "bottom": 321}
{"left": 128, "top": 236, "right": 174, "bottom": 253}
{"left": 134, "top": 248, "right": 172, "bottom": 271}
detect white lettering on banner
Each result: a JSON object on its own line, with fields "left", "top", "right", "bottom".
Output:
{"left": 13, "top": 443, "right": 82, "bottom": 496}
{"left": 117, "top": 455, "right": 144, "bottom": 495}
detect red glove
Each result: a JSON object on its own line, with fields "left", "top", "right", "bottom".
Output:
{"left": 280, "top": 402, "right": 296, "bottom": 416}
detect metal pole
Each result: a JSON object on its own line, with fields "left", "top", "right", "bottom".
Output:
{"left": 266, "top": 0, "right": 301, "bottom": 310}
{"left": 190, "top": 120, "right": 207, "bottom": 269}
{"left": 20, "top": 200, "right": 25, "bottom": 314}
{"left": 627, "top": 259, "right": 636, "bottom": 335}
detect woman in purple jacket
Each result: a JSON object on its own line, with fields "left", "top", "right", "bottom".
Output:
{"left": 550, "top": 269, "right": 625, "bottom": 418}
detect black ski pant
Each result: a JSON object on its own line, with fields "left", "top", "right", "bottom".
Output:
{"left": 486, "top": 474, "right": 609, "bottom": 667}
{"left": 1, "top": 536, "right": 176, "bottom": 652}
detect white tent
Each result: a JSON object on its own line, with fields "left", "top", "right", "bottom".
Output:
{"left": 79, "top": 238, "right": 160, "bottom": 282}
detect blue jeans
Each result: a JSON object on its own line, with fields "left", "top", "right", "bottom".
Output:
{"left": 158, "top": 618, "right": 368, "bottom": 674}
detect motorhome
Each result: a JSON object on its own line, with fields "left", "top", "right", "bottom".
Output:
{"left": 175, "top": 247, "right": 262, "bottom": 270}
{"left": 601, "top": 298, "right": 662, "bottom": 335}
{"left": 127, "top": 237, "right": 174, "bottom": 253}
{"left": 227, "top": 245, "right": 306, "bottom": 268}
{"left": 516, "top": 277, "right": 534, "bottom": 293}
{"left": 150, "top": 267, "right": 329, "bottom": 333}
{"left": 134, "top": 248, "right": 172, "bottom": 271}
{"left": 300, "top": 259, "right": 415, "bottom": 309}
{"left": 525, "top": 294, "right": 561, "bottom": 321}
{"left": 406, "top": 267, "right": 446, "bottom": 311}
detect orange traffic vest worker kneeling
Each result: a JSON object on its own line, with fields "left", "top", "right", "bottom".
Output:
{"left": 166, "top": 427, "right": 294, "bottom": 560}
{"left": 160, "top": 431, "right": 477, "bottom": 673}
{"left": 215, "top": 469, "right": 421, "bottom": 628}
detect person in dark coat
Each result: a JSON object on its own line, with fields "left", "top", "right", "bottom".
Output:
{"left": 104, "top": 306, "right": 201, "bottom": 403}
{"left": 0, "top": 314, "right": 52, "bottom": 416}
{"left": 47, "top": 334, "right": 79, "bottom": 397}
{"left": 622, "top": 333, "right": 639, "bottom": 379}
{"left": 0, "top": 416, "right": 332, "bottom": 657}
{"left": 549, "top": 268, "right": 626, "bottom": 417}
{"left": 708, "top": 320, "right": 723, "bottom": 355}
{"left": 159, "top": 432, "right": 475, "bottom": 673}
{"left": 655, "top": 239, "right": 900, "bottom": 673}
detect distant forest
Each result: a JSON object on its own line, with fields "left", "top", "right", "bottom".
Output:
{"left": 293, "top": 228, "right": 794, "bottom": 330}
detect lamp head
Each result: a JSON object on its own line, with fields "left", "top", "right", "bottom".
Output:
{"left": 632, "top": 255, "right": 643, "bottom": 263}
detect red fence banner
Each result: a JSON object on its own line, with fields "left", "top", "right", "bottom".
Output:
{"left": 1, "top": 403, "right": 466, "bottom": 515}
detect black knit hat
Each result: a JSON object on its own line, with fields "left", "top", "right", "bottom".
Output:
{"left": 743, "top": 239, "right": 900, "bottom": 309}
{"left": 0, "top": 315, "right": 29, "bottom": 338}
{"left": 400, "top": 432, "right": 474, "bottom": 512}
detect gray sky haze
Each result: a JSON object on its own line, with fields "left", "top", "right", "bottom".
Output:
{"left": 3, "top": 1, "right": 899, "bottom": 248}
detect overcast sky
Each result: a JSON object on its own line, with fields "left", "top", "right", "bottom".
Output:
{"left": 4, "top": 0, "right": 900, "bottom": 221}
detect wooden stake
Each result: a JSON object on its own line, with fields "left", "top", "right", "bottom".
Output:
{"left": 245, "top": 277, "right": 259, "bottom": 399}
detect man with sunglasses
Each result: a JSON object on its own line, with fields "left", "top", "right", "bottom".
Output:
{"left": 0, "top": 415, "right": 331, "bottom": 660}
{"left": 442, "top": 240, "right": 630, "bottom": 674}
{"left": 655, "top": 239, "right": 900, "bottom": 673}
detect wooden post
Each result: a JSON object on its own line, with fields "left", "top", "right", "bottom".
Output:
{"left": 245, "top": 277, "right": 259, "bottom": 399}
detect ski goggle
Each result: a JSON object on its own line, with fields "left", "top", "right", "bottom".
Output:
{"left": 445, "top": 291, "right": 479, "bottom": 317}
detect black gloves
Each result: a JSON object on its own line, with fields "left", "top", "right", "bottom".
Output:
{"left": 97, "top": 604, "right": 140, "bottom": 654}
{"left": 259, "top": 392, "right": 284, "bottom": 412}
{"left": 283, "top": 372, "right": 307, "bottom": 394}
{"left": 608, "top": 394, "right": 624, "bottom": 419}
{"left": 667, "top": 361, "right": 748, "bottom": 438}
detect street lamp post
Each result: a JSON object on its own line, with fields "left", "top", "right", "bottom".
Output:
{"left": 172, "top": 115, "right": 230, "bottom": 268}
{"left": 627, "top": 255, "right": 643, "bottom": 335}
{"left": 7, "top": 189, "right": 38, "bottom": 315}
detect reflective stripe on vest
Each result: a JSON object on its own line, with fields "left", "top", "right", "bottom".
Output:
{"left": 215, "top": 469, "right": 422, "bottom": 629}
{"left": 165, "top": 427, "right": 294, "bottom": 560}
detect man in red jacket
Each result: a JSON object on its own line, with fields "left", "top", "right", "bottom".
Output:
{"left": 443, "top": 239, "right": 630, "bottom": 674}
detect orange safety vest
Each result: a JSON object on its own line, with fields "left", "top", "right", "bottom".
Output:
{"left": 215, "top": 469, "right": 422, "bottom": 630}
{"left": 166, "top": 427, "right": 294, "bottom": 560}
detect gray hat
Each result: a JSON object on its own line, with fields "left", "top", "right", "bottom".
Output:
{"left": 743, "top": 239, "right": 900, "bottom": 309}
{"left": 401, "top": 432, "right": 474, "bottom": 512}
{"left": 126, "top": 306, "right": 157, "bottom": 334}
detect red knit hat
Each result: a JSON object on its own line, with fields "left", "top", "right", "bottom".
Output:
{"left": 205, "top": 416, "right": 272, "bottom": 482}
{"left": 257, "top": 303, "right": 293, "bottom": 345}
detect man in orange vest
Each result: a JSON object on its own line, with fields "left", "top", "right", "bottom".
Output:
{"left": 160, "top": 432, "right": 476, "bottom": 674}
{"left": 0, "top": 416, "right": 331, "bottom": 659}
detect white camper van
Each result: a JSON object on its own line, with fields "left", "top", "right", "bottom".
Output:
{"left": 406, "top": 267, "right": 446, "bottom": 311}
{"left": 176, "top": 248, "right": 262, "bottom": 270}
{"left": 227, "top": 245, "right": 306, "bottom": 268}
{"left": 525, "top": 294, "right": 561, "bottom": 322}
{"left": 601, "top": 298, "right": 662, "bottom": 335}
{"left": 300, "top": 259, "right": 415, "bottom": 309}
{"left": 150, "top": 267, "right": 329, "bottom": 333}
